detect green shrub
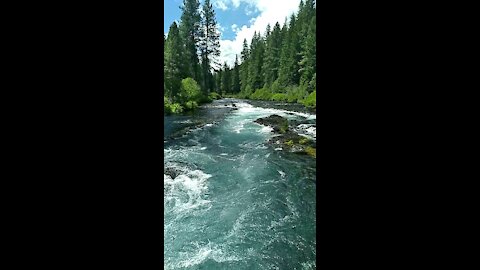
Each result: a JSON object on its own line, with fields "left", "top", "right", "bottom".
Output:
{"left": 179, "top": 78, "right": 202, "bottom": 103}
{"left": 184, "top": 100, "right": 198, "bottom": 110}
{"left": 271, "top": 93, "right": 288, "bottom": 102}
{"left": 169, "top": 103, "right": 184, "bottom": 114}
{"left": 300, "top": 90, "right": 316, "bottom": 108}
{"left": 270, "top": 80, "right": 282, "bottom": 93}
{"left": 284, "top": 85, "right": 308, "bottom": 103}
{"left": 236, "top": 86, "right": 254, "bottom": 99}
{"left": 164, "top": 96, "right": 172, "bottom": 114}
{"left": 250, "top": 87, "right": 273, "bottom": 100}
{"left": 208, "top": 92, "right": 221, "bottom": 100}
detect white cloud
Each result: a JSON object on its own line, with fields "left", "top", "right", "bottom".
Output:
{"left": 245, "top": 7, "right": 255, "bottom": 15}
{"left": 216, "top": 0, "right": 301, "bottom": 68}
{"left": 213, "top": 0, "right": 243, "bottom": 9}
{"left": 217, "top": 23, "right": 226, "bottom": 37}
{"left": 231, "top": 0, "right": 242, "bottom": 8}
{"left": 212, "top": 0, "right": 229, "bottom": 11}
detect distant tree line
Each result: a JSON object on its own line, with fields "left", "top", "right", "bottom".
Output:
{"left": 215, "top": 0, "right": 316, "bottom": 108}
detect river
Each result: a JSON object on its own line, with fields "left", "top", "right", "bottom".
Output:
{"left": 164, "top": 99, "right": 316, "bottom": 269}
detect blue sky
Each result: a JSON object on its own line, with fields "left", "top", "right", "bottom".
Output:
{"left": 164, "top": 0, "right": 260, "bottom": 40}
{"left": 164, "top": 0, "right": 301, "bottom": 67}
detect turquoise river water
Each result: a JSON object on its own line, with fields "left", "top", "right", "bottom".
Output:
{"left": 164, "top": 99, "right": 316, "bottom": 269}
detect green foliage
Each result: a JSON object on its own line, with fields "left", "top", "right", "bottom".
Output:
{"left": 164, "top": 22, "right": 184, "bottom": 101}
{"left": 178, "top": 0, "right": 201, "bottom": 81}
{"left": 170, "top": 103, "right": 184, "bottom": 113}
{"left": 208, "top": 92, "right": 221, "bottom": 100}
{"left": 300, "top": 90, "right": 316, "bottom": 108}
{"left": 220, "top": 62, "right": 231, "bottom": 94}
{"left": 164, "top": 78, "right": 205, "bottom": 114}
{"left": 305, "top": 146, "right": 316, "bottom": 158}
{"left": 285, "top": 140, "right": 294, "bottom": 147}
{"left": 250, "top": 87, "right": 273, "bottom": 100}
{"left": 164, "top": 96, "right": 172, "bottom": 114}
{"left": 299, "top": 137, "right": 310, "bottom": 145}
{"left": 284, "top": 86, "right": 307, "bottom": 103}
{"left": 185, "top": 100, "right": 198, "bottom": 110}
{"left": 179, "top": 77, "right": 202, "bottom": 103}
{"left": 199, "top": 0, "right": 221, "bottom": 93}
{"left": 270, "top": 80, "right": 283, "bottom": 93}
{"left": 237, "top": 85, "right": 254, "bottom": 99}
{"left": 270, "top": 93, "right": 288, "bottom": 102}
{"left": 165, "top": 102, "right": 184, "bottom": 114}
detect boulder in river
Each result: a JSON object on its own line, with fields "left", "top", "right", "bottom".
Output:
{"left": 254, "top": 114, "right": 289, "bottom": 133}
{"left": 164, "top": 161, "right": 197, "bottom": 179}
{"left": 254, "top": 114, "right": 316, "bottom": 158}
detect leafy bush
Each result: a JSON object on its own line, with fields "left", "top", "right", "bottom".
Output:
{"left": 169, "top": 103, "right": 184, "bottom": 113}
{"left": 208, "top": 92, "right": 221, "bottom": 100}
{"left": 270, "top": 80, "right": 282, "bottom": 93}
{"left": 184, "top": 100, "right": 198, "bottom": 110}
{"left": 270, "top": 93, "right": 288, "bottom": 102}
{"left": 236, "top": 86, "right": 254, "bottom": 99}
{"left": 284, "top": 85, "right": 308, "bottom": 103}
{"left": 250, "top": 87, "right": 273, "bottom": 100}
{"left": 179, "top": 77, "right": 202, "bottom": 103}
{"left": 300, "top": 90, "right": 316, "bottom": 108}
{"left": 164, "top": 96, "right": 172, "bottom": 114}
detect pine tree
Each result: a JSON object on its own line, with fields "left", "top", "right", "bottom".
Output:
{"left": 179, "top": 0, "right": 201, "bottom": 81}
{"left": 288, "top": 13, "right": 301, "bottom": 86}
{"left": 277, "top": 19, "right": 291, "bottom": 88}
{"left": 220, "top": 62, "right": 231, "bottom": 94}
{"left": 263, "top": 22, "right": 282, "bottom": 87}
{"left": 240, "top": 38, "right": 250, "bottom": 92}
{"left": 199, "top": 0, "right": 221, "bottom": 94}
{"left": 164, "top": 22, "right": 184, "bottom": 101}
{"left": 215, "top": 71, "right": 222, "bottom": 93}
{"left": 232, "top": 55, "right": 240, "bottom": 93}
{"left": 247, "top": 32, "right": 265, "bottom": 91}
{"left": 299, "top": 16, "right": 316, "bottom": 88}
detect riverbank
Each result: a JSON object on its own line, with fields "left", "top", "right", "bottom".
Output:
{"left": 224, "top": 93, "right": 316, "bottom": 113}
{"left": 165, "top": 98, "right": 316, "bottom": 159}
{"left": 165, "top": 91, "right": 316, "bottom": 115}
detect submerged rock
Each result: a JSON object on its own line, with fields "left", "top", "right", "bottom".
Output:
{"left": 166, "top": 120, "right": 207, "bottom": 140}
{"left": 164, "top": 161, "right": 197, "bottom": 179}
{"left": 164, "top": 166, "right": 182, "bottom": 179}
